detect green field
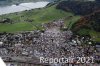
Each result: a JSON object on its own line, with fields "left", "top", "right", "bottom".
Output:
{"left": 0, "top": 6, "right": 80, "bottom": 32}
{"left": 77, "top": 29, "right": 100, "bottom": 42}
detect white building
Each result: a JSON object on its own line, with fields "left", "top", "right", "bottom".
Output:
{"left": 0, "top": 57, "right": 6, "bottom": 66}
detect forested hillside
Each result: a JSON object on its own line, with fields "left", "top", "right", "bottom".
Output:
{"left": 72, "top": 11, "right": 100, "bottom": 32}
{"left": 56, "top": 1, "right": 100, "bottom": 15}
{"left": 56, "top": 0, "right": 100, "bottom": 42}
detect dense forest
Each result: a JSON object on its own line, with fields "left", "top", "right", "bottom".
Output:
{"left": 56, "top": 1, "right": 100, "bottom": 15}
{"left": 72, "top": 11, "right": 100, "bottom": 32}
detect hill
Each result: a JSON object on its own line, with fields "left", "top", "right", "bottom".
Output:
{"left": 72, "top": 11, "right": 100, "bottom": 32}
{"left": 0, "top": 0, "right": 99, "bottom": 42}
{"left": 56, "top": 1, "right": 100, "bottom": 15}
{"left": 0, "top": 5, "right": 80, "bottom": 32}
{"left": 71, "top": 11, "right": 100, "bottom": 42}
{"left": 56, "top": 0, "right": 100, "bottom": 42}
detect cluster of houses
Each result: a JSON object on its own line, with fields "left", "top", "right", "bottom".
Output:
{"left": 0, "top": 18, "right": 12, "bottom": 24}
{"left": 0, "top": 19, "right": 99, "bottom": 66}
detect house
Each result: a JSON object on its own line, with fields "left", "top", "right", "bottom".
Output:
{"left": 96, "top": 43, "right": 100, "bottom": 52}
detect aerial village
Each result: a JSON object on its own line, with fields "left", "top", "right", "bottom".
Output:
{"left": 0, "top": 19, "right": 100, "bottom": 66}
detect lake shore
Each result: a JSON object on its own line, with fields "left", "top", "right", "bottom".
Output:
{"left": 0, "top": 1, "right": 49, "bottom": 15}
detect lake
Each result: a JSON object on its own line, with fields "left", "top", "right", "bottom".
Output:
{"left": 0, "top": 1, "right": 49, "bottom": 15}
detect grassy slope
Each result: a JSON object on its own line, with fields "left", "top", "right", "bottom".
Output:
{"left": 0, "top": 5, "right": 80, "bottom": 32}
{"left": 78, "top": 29, "right": 100, "bottom": 42}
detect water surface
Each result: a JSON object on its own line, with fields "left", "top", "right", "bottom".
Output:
{"left": 0, "top": 2, "right": 49, "bottom": 15}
